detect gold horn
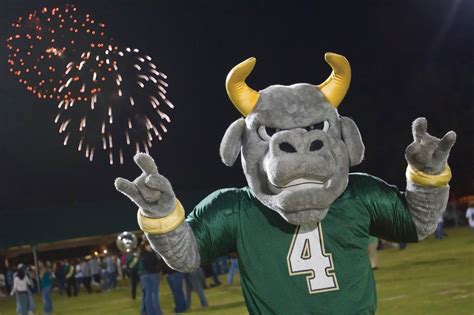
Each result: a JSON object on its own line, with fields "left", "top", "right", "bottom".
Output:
{"left": 317, "top": 52, "right": 351, "bottom": 108}
{"left": 225, "top": 57, "right": 260, "bottom": 116}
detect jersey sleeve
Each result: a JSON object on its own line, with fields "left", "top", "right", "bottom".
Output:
{"left": 351, "top": 174, "right": 419, "bottom": 243}
{"left": 185, "top": 188, "right": 241, "bottom": 264}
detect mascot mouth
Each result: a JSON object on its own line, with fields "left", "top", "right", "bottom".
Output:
{"left": 272, "top": 178, "right": 332, "bottom": 191}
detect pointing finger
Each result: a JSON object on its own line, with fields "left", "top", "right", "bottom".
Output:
{"left": 115, "top": 177, "right": 140, "bottom": 199}
{"left": 134, "top": 153, "right": 158, "bottom": 175}
{"left": 412, "top": 117, "right": 427, "bottom": 142}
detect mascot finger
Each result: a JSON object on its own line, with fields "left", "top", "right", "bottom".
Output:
{"left": 134, "top": 153, "right": 159, "bottom": 175}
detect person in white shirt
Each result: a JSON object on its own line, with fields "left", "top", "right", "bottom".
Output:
{"left": 465, "top": 203, "right": 474, "bottom": 233}
{"left": 75, "top": 261, "right": 83, "bottom": 294}
{"left": 0, "top": 270, "right": 6, "bottom": 297}
{"left": 11, "top": 267, "right": 31, "bottom": 315}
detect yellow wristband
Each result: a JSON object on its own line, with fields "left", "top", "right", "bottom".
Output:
{"left": 137, "top": 199, "right": 185, "bottom": 234}
{"left": 406, "top": 164, "right": 452, "bottom": 187}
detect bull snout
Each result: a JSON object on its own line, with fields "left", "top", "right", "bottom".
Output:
{"left": 271, "top": 129, "right": 326, "bottom": 156}
{"left": 263, "top": 129, "right": 336, "bottom": 187}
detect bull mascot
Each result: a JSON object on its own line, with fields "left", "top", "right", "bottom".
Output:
{"left": 115, "top": 53, "right": 456, "bottom": 314}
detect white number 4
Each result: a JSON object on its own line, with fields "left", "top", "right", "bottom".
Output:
{"left": 287, "top": 222, "right": 339, "bottom": 294}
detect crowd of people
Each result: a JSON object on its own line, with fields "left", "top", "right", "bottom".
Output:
{"left": 0, "top": 241, "right": 240, "bottom": 315}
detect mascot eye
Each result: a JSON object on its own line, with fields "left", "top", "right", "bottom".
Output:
{"left": 306, "top": 120, "right": 329, "bottom": 132}
{"left": 257, "top": 126, "right": 280, "bottom": 141}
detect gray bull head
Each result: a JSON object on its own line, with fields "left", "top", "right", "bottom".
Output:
{"left": 219, "top": 53, "right": 365, "bottom": 225}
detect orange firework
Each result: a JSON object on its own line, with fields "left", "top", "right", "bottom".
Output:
{"left": 7, "top": 5, "right": 174, "bottom": 165}
{"left": 6, "top": 4, "right": 108, "bottom": 100}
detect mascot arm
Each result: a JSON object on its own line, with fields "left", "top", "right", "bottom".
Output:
{"left": 115, "top": 153, "right": 200, "bottom": 272}
{"left": 404, "top": 117, "right": 456, "bottom": 240}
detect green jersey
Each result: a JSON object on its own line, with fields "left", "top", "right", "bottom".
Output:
{"left": 186, "top": 173, "right": 418, "bottom": 315}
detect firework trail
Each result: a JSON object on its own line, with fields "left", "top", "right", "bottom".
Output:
{"left": 6, "top": 5, "right": 174, "bottom": 164}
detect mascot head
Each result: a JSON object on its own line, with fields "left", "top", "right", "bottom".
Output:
{"left": 219, "top": 53, "right": 365, "bottom": 225}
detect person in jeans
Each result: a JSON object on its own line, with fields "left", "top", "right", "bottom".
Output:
{"left": 54, "top": 261, "right": 65, "bottom": 295}
{"left": 89, "top": 256, "right": 101, "bottom": 290}
{"left": 64, "top": 260, "right": 77, "bottom": 297}
{"left": 227, "top": 253, "right": 239, "bottom": 285}
{"left": 139, "top": 243, "right": 162, "bottom": 315}
{"left": 162, "top": 265, "right": 187, "bottom": 313}
{"left": 10, "top": 266, "right": 31, "bottom": 315}
{"left": 81, "top": 258, "right": 92, "bottom": 293}
{"left": 0, "top": 268, "right": 6, "bottom": 297}
{"left": 39, "top": 261, "right": 53, "bottom": 315}
{"left": 105, "top": 255, "right": 117, "bottom": 289}
{"left": 75, "top": 260, "right": 83, "bottom": 294}
{"left": 184, "top": 268, "right": 208, "bottom": 310}
{"left": 6, "top": 267, "right": 13, "bottom": 295}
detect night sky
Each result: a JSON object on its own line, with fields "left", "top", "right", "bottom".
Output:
{"left": 0, "top": 0, "right": 473, "bottom": 214}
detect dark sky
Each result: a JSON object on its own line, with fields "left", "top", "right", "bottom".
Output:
{"left": 0, "top": 0, "right": 473, "bottom": 213}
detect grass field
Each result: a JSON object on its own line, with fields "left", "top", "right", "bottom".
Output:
{"left": 1, "top": 227, "right": 473, "bottom": 315}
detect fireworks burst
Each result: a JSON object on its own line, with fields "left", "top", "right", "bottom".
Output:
{"left": 7, "top": 5, "right": 174, "bottom": 164}
{"left": 54, "top": 45, "right": 174, "bottom": 164}
{"left": 6, "top": 4, "right": 109, "bottom": 100}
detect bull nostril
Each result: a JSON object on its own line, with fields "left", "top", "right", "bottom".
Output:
{"left": 279, "top": 142, "right": 297, "bottom": 153}
{"left": 310, "top": 140, "right": 324, "bottom": 151}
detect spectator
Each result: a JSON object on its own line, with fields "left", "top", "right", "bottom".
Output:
{"left": 121, "top": 253, "right": 129, "bottom": 279}
{"left": 184, "top": 268, "right": 208, "bottom": 310}
{"left": 6, "top": 267, "right": 13, "bottom": 295}
{"left": 140, "top": 242, "right": 162, "bottom": 315}
{"left": 162, "top": 265, "right": 187, "bottom": 313}
{"left": 81, "top": 257, "right": 92, "bottom": 293}
{"left": 202, "top": 263, "right": 221, "bottom": 287}
{"left": 54, "top": 261, "right": 65, "bottom": 295}
{"left": 20, "top": 265, "right": 36, "bottom": 313}
{"left": 89, "top": 256, "right": 101, "bottom": 290}
{"left": 100, "top": 257, "right": 108, "bottom": 290}
{"left": 0, "top": 268, "right": 6, "bottom": 297}
{"left": 435, "top": 215, "right": 446, "bottom": 240}
{"left": 214, "top": 256, "right": 229, "bottom": 275}
{"left": 105, "top": 255, "right": 117, "bottom": 289}
{"left": 367, "top": 236, "right": 379, "bottom": 270}
{"left": 127, "top": 252, "right": 140, "bottom": 300}
{"left": 64, "top": 260, "right": 77, "bottom": 297}
{"left": 26, "top": 266, "right": 37, "bottom": 293}
{"left": 11, "top": 265, "right": 31, "bottom": 315}
{"left": 227, "top": 253, "right": 239, "bottom": 285}
{"left": 466, "top": 203, "right": 474, "bottom": 234}
{"left": 75, "top": 260, "right": 83, "bottom": 293}
{"left": 39, "top": 261, "right": 53, "bottom": 315}
{"left": 116, "top": 255, "right": 123, "bottom": 281}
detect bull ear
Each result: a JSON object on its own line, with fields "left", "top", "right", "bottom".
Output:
{"left": 220, "top": 118, "right": 246, "bottom": 166}
{"left": 340, "top": 116, "right": 365, "bottom": 166}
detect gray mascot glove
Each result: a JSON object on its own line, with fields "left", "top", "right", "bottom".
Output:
{"left": 115, "top": 153, "right": 200, "bottom": 272}
{"left": 405, "top": 117, "right": 456, "bottom": 176}
{"left": 115, "top": 153, "right": 177, "bottom": 220}
{"left": 404, "top": 117, "right": 456, "bottom": 240}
